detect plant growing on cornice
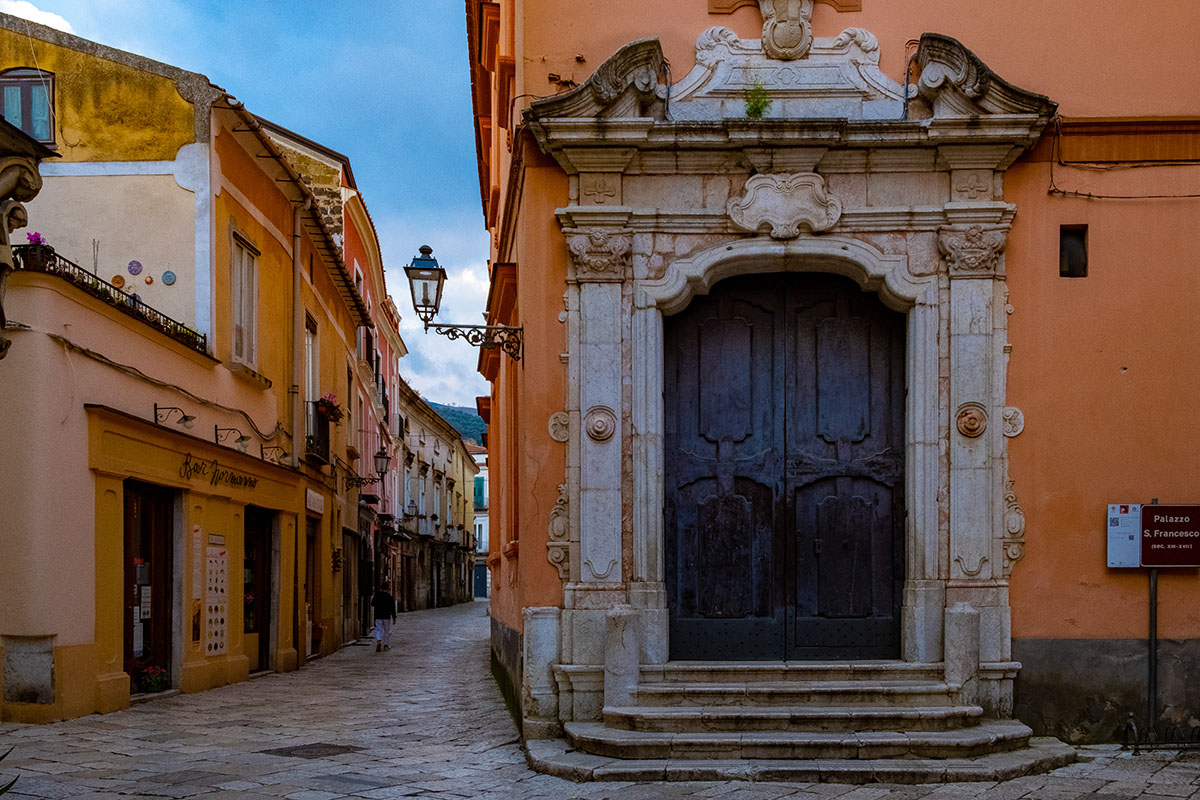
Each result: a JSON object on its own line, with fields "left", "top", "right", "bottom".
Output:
{"left": 743, "top": 82, "right": 771, "bottom": 118}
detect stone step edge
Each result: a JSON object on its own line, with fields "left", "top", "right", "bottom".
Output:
{"left": 604, "top": 703, "right": 983, "bottom": 727}
{"left": 565, "top": 720, "right": 1031, "bottom": 759}
{"left": 525, "top": 736, "right": 1075, "bottom": 784}
{"left": 639, "top": 679, "right": 955, "bottom": 689}
{"left": 609, "top": 703, "right": 982, "bottom": 716}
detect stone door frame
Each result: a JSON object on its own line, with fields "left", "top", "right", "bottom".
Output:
{"left": 632, "top": 235, "right": 942, "bottom": 664}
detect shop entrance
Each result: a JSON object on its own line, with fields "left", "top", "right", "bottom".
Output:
{"left": 123, "top": 481, "right": 174, "bottom": 692}
{"left": 304, "top": 518, "right": 320, "bottom": 657}
{"left": 664, "top": 273, "right": 906, "bottom": 660}
{"left": 243, "top": 507, "right": 273, "bottom": 672}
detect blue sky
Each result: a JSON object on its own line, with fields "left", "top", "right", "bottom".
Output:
{"left": 5, "top": 0, "right": 491, "bottom": 406}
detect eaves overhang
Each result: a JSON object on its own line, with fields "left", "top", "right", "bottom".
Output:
{"left": 223, "top": 97, "right": 372, "bottom": 328}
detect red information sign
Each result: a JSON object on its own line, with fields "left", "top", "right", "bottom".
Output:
{"left": 1140, "top": 505, "right": 1200, "bottom": 567}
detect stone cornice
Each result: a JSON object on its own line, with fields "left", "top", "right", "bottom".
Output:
{"left": 556, "top": 203, "right": 1016, "bottom": 234}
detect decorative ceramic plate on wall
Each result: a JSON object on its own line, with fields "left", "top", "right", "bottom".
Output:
{"left": 145, "top": 275, "right": 154, "bottom": 285}
{"left": 112, "top": 274, "right": 125, "bottom": 288}
{"left": 127, "top": 260, "right": 142, "bottom": 275}
{"left": 162, "top": 270, "right": 176, "bottom": 286}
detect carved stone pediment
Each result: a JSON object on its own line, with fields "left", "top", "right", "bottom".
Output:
{"left": 728, "top": 173, "right": 841, "bottom": 238}
{"left": 526, "top": 39, "right": 664, "bottom": 121}
{"left": 670, "top": 26, "right": 907, "bottom": 121}
{"left": 917, "top": 33, "right": 1057, "bottom": 119}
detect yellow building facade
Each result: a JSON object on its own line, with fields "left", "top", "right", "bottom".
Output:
{"left": 0, "top": 14, "right": 381, "bottom": 721}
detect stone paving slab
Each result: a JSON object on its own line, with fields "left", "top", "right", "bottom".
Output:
{"left": 0, "top": 600, "right": 1197, "bottom": 798}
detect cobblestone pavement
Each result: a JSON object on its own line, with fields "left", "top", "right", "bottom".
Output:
{"left": 1, "top": 600, "right": 1198, "bottom": 799}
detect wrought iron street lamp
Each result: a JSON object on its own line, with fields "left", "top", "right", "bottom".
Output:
{"left": 214, "top": 425, "right": 251, "bottom": 452}
{"left": 404, "top": 245, "right": 523, "bottom": 361}
{"left": 346, "top": 447, "right": 391, "bottom": 491}
{"left": 154, "top": 403, "right": 195, "bottom": 429}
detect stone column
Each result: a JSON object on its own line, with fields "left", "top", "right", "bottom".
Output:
{"left": 560, "top": 227, "right": 634, "bottom": 674}
{"left": 939, "top": 222, "right": 1013, "bottom": 672}
{"left": 631, "top": 290, "right": 668, "bottom": 665}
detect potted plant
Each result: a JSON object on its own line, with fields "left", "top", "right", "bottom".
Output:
{"left": 19, "top": 231, "right": 55, "bottom": 272}
{"left": 138, "top": 665, "right": 169, "bottom": 694}
{"left": 315, "top": 393, "right": 344, "bottom": 424}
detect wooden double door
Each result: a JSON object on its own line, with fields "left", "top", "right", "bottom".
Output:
{"left": 665, "top": 273, "right": 905, "bottom": 660}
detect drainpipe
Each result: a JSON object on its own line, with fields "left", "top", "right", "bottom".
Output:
{"left": 292, "top": 199, "right": 310, "bottom": 467}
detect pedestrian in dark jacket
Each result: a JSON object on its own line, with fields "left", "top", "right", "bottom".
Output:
{"left": 372, "top": 583, "right": 396, "bottom": 652}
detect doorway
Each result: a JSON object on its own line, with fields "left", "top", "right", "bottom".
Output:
{"left": 243, "top": 507, "right": 273, "bottom": 672}
{"left": 123, "top": 481, "right": 174, "bottom": 691}
{"left": 304, "top": 517, "right": 320, "bottom": 657}
{"left": 664, "top": 273, "right": 905, "bottom": 660}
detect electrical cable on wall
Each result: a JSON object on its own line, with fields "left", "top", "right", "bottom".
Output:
{"left": 1048, "top": 116, "right": 1200, "bottom": 200}
{"left": 10, "top": 324, "right": 291, "bottom": 442}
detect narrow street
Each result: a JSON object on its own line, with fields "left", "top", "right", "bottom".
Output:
{"left": 0, "top": 602, "right": 1196, "bottom": 800}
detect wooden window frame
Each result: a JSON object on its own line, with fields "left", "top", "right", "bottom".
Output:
{"left": 0, "top": 68, "right": 54, "bottom": 144}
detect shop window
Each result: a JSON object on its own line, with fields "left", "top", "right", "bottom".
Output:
{"left": 231, "top": 235, "right": 259, "bottom": 366}
{"left": 0, "top": 68, "right": 54, "bottom": 144}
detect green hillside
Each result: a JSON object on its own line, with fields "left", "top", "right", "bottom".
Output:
{"left": 429, "top": 402, "right": 487, "bottom": 445}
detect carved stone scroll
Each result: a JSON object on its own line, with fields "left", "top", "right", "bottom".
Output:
{"left": 938, "top": 225, "right": 1006, "bottom": 275}
{"left": 1002, "top": 407, "right": 1024, "bottom": 438}
{"left": 548, "top": 412, "right": 569, "bottom": 443}
{"left": 547, "top": 484, "right": 570, "bottom": 581}
{"left": 566, "top": 229, "right": 632, "bottom": 282}
{"left": 727, "top": 173, "right": 841, "bottom": 239}
{"left": 0, "top": 156, "right": 45, "bottom": 360}
{"left": 1002, "top": 477, "right": 1026, "bottom": 576}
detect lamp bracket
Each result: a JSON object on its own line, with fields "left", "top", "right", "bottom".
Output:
{"left": 427, "top": 322, "right": 523, "bottom": 361}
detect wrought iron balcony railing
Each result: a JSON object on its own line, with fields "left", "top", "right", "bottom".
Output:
{"left": 305, "top": 400, "right": 331, "bottom": 464}
{"left": 13, "top": 245, "right": 208, "bottom": 354}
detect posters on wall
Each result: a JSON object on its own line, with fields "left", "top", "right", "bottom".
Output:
{"left": 205, "top": 544, "right": 227, "bottom": 655}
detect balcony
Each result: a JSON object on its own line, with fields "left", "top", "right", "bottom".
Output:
{"left": 14, "top": 245, "right": 207, "bottom": 353}
{"left": 305, "top": 401, "right": 330, "bottom": 464}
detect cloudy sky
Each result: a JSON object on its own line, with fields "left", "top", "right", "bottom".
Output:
{"left": 3, "top": 0, "right": 491, "bottom": 406}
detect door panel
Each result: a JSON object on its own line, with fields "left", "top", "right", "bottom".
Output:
{"left": 123, "top": 481, "right": 173, "bottom": 687}
{"left": 666, "top": 278, "right": 786, "bottom": 659}
{"left": 785, "top": 276, "right": 905, "bottom": 659}
{"left": 666, "top": 273, "right": 905, "bottom": 661}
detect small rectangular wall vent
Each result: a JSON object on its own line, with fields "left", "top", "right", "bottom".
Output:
{"left": 1060, "top": 225, "right": 1088, "bottom": 278}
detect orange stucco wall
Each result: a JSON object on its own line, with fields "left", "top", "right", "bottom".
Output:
{"left": 520, "top": 1, "right": 1200, "bottom": 119}
{"left": 1005, "top": 157, "right": 1200, "bottom": 641}
{"left": 483, "top": 0, "right": 1200, "bottom": 651}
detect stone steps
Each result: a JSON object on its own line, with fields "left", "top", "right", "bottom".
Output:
{"left": 634, "top": 679, "right": 959, "bottom": 707}
{"left": 526, "top": 736, "right": 1077, "bottom": 783}
{"left": 643, "top": 661, "right": 946, "bottom": 684}
{"left": 565, "top": 719, "right": 1033, "bottom": 760}
{"left": 604, "top": 703, "right": 983, "bottom": 732}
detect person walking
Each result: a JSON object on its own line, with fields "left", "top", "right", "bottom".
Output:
{"left": 372, "top": 583, "right": 396, "bottom": 652}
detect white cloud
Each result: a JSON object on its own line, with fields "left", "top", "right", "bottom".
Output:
{"left": 0, "top": 0, "right": 73, "bottom": 32}
{"left": 374, "top": 211, "right": 492, "bottom": 407}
